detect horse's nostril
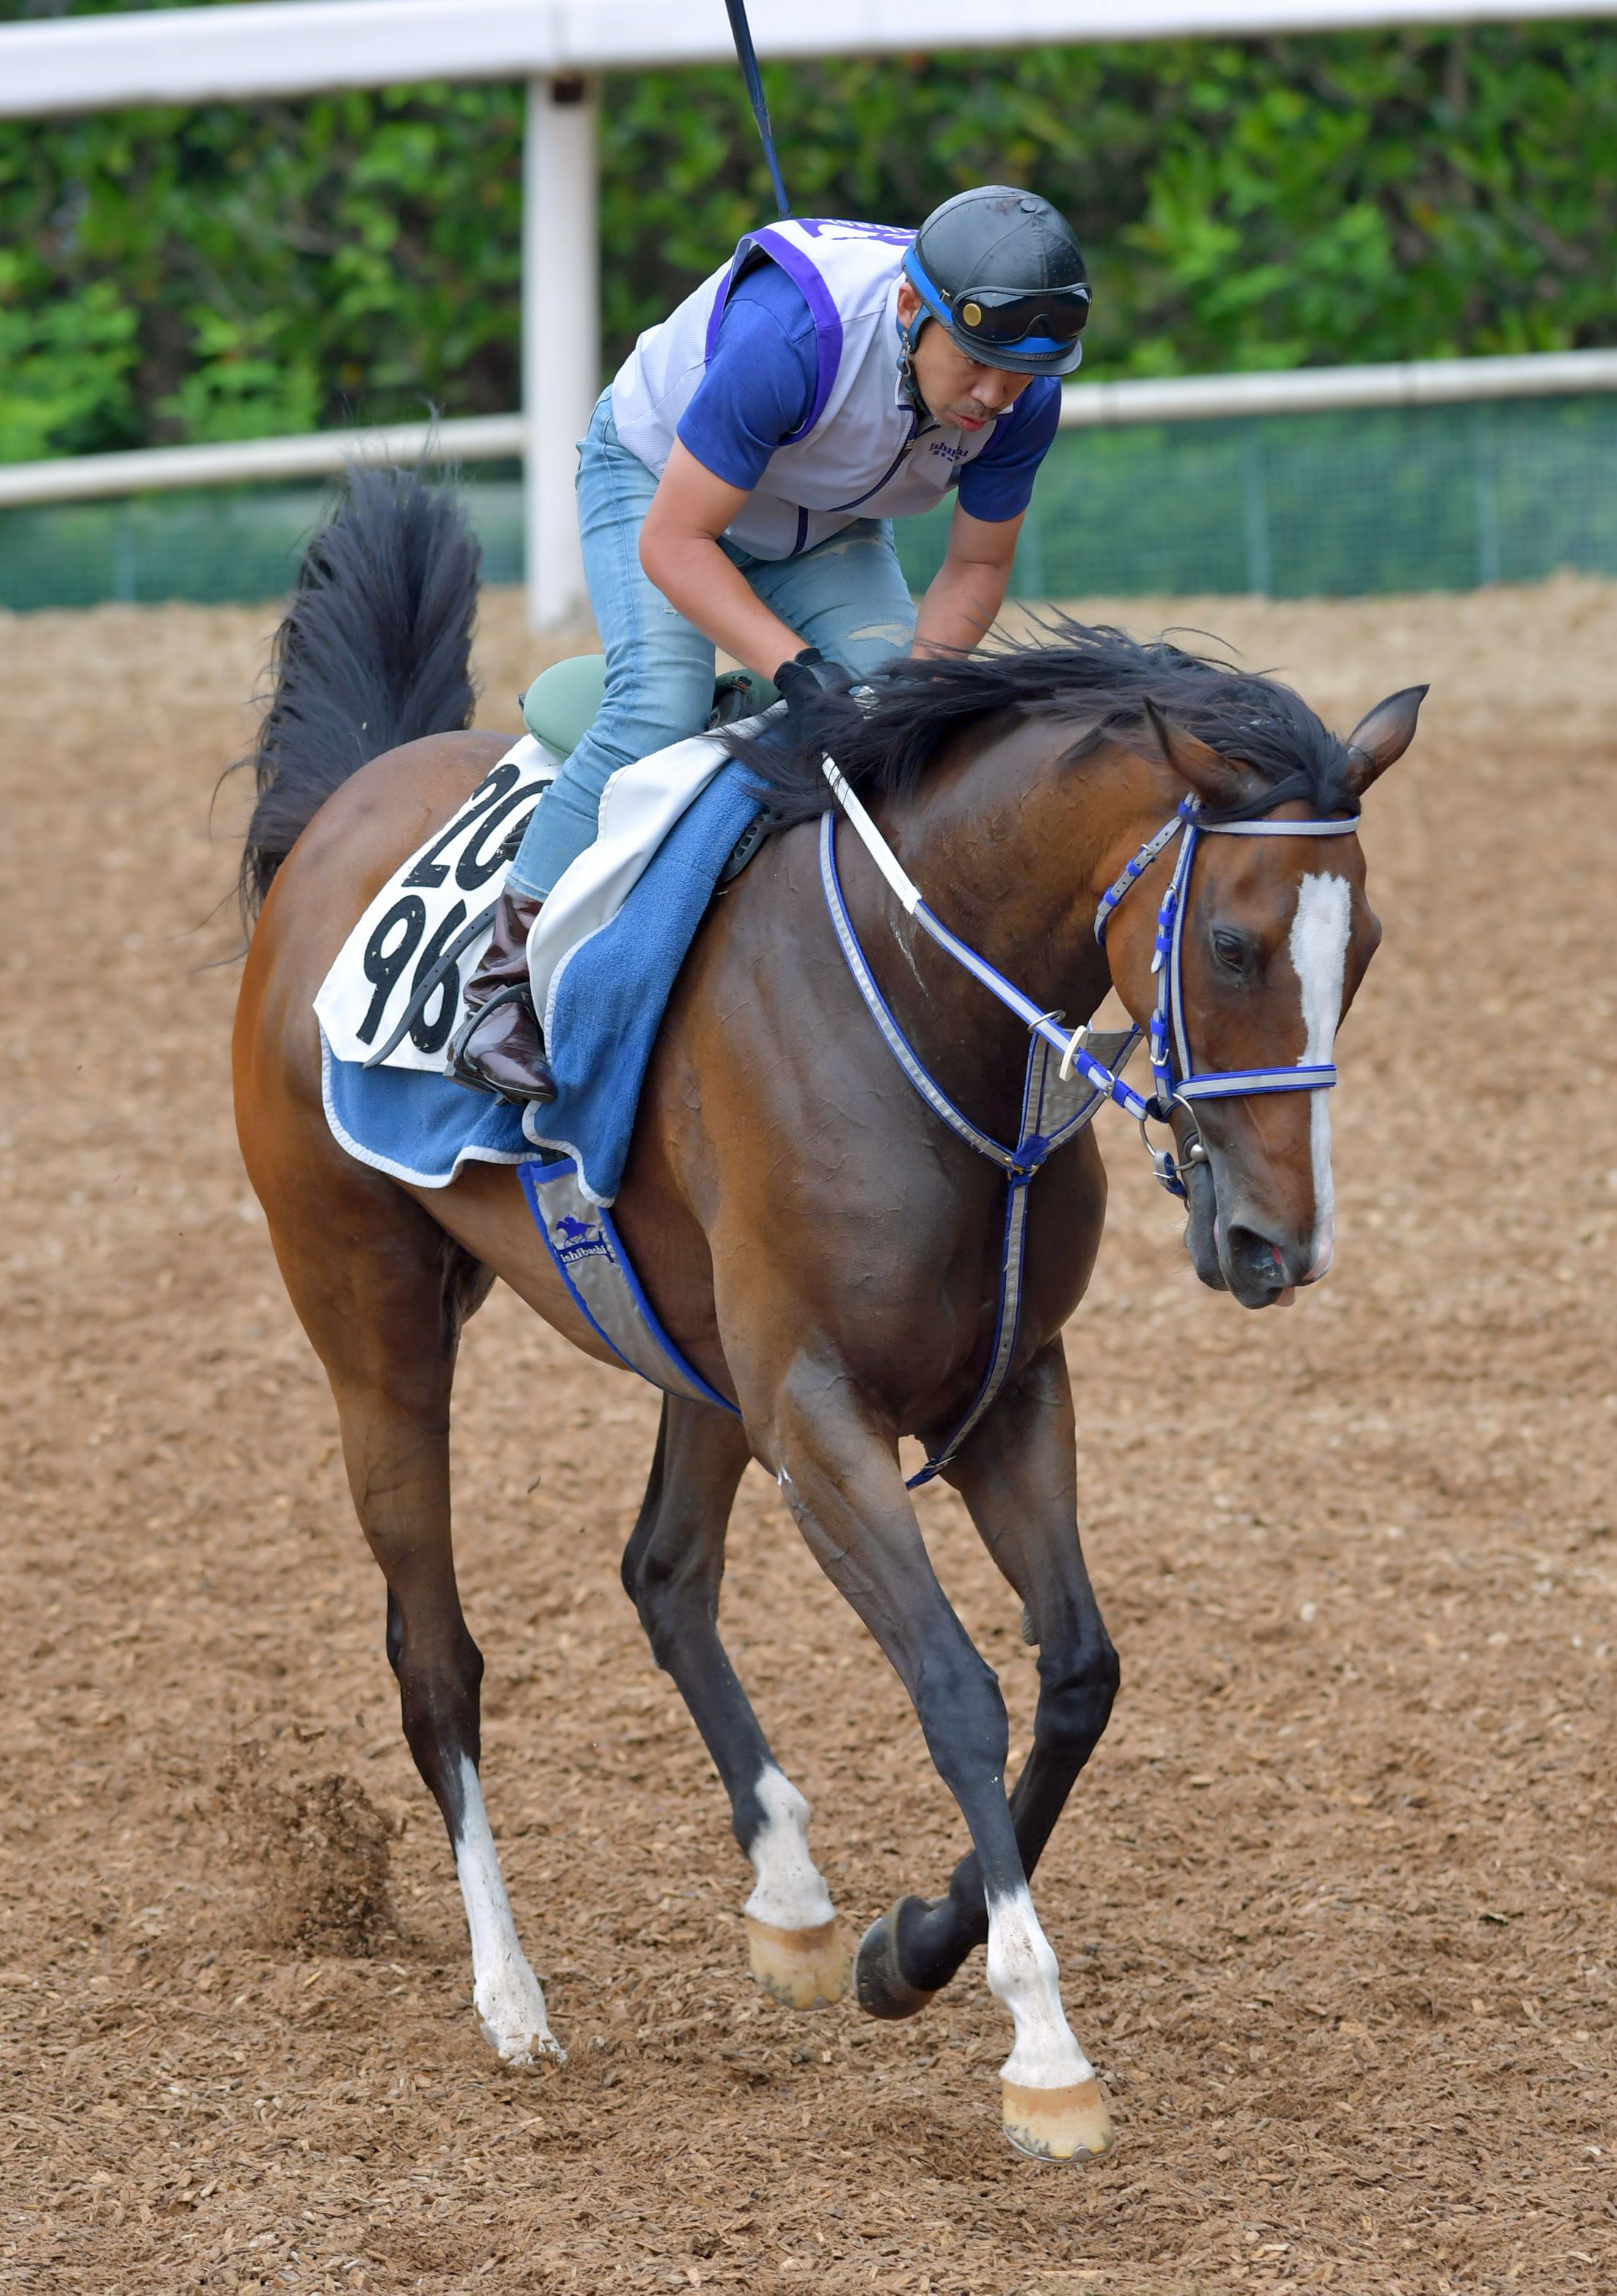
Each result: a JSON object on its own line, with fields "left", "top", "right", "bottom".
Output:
{"left": 1225, "top": 1224, "right": 1295, "bottom": 1289}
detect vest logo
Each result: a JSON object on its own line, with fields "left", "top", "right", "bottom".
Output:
{"left": 552, "top": 1213, "right": 610, "bottom": 1267}
{"left": 795, "top": 219, "right": 913, "bottom": 248}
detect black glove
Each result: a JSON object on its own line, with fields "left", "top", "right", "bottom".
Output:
{"left": 773, "top": 646, "right": 859, "bottom": 705}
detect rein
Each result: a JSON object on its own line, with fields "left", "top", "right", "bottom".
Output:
{"left": 818, "top": 757, "right": 1358, "bottom": 1480}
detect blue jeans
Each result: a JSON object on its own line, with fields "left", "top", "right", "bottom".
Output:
{"left": 507, "top": 390, "right": 917, "bottom": 900}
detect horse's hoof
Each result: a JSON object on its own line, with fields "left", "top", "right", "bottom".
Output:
{"left": 474, "top": 1964, "right": 565, "bottom": 2066}
{"left": 854, "top": 1897, "right": 939, "bottom": 2021}
{"left": 477, "top": 2014, "right": 566, "bottom": 2068}
{"left": 745, "top": 1914, "right": 847, "bottom": 2010}
{"left": 1001, "top": 2074, "right": 1115, "bottom": 2162}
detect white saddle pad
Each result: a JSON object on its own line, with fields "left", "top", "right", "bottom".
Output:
{"left": 315, "top": 722, "right": 747, "bottom": 1075}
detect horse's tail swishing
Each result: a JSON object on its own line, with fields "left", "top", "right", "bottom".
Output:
{"left": 235, "top": 464, "right": 481, "bottom": 921}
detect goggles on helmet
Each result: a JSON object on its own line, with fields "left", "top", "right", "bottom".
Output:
{"left": 948, "top": 281, "right": 1092, "bottom": 354}
{"left": 902, "top": 246, "right": 1090, "bottom": 370}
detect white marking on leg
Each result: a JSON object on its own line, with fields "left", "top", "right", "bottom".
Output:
{"left": 742, "top": 1765, "right": 835, "bottom": 1930}
{"left": 986, "top": 1887, "right": 1093, "bottom": 2089}
{"left": 452, "top": 1755, "right": 563, "bottom": 2065}
{"left": 1289, "top": 872, "right": 1352, "bottom": 1279}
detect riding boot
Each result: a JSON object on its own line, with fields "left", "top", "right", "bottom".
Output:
{"left": 448, "top": 888, "right": 557, "bottom": 1105}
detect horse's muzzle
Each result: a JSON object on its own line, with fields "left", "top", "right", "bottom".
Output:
{"left": 1220, "top": 1218, "right": 1323, "bottom": 1308}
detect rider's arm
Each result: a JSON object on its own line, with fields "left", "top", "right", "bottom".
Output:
{"left": 638, "top": 442, "right": 805, "bottom": 683}
{"left": 912, "top": 504, "right": 1024, "bottom": 657}
{"left": 912, "top": 377, "right": 1060, "bottom": 656}
{"left": 639, "top": 267, "right": 816, "bottom": 681}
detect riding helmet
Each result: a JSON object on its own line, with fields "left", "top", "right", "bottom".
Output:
{"left": 902, "top": 186, "right": 1090, "bottom": 376}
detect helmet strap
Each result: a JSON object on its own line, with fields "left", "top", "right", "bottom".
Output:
{"left": 894, "top": 307, "right": 928, "bottom": 411}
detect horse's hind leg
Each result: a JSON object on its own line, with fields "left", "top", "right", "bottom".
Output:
{"left": 622, "top": 1399, "right": 847, "bottom": 2008}
{"left": 249, "top": 1137, "right": 560, "bottom": 2066}
{"left": 859, "top": 1341, "right": 1118, "bottom": 2009}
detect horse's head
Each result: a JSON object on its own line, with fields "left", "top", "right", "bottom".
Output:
{"left": 1100, "top": 684, "right": 1426, "bottom": 1310}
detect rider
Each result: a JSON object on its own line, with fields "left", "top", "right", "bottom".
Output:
{"left": 452, "top": 185, "right": 1091, "bottom": 1104}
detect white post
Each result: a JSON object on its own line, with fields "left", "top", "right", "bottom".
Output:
{"left": 524, "top": 72, "right": 598, "bottom": 630}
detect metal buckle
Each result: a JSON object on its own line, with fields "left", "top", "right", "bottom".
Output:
{"left": 1136, "top": 1111, "right": 1206, "bottom": 1201}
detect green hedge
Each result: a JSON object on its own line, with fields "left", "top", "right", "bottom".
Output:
{"left": 2, "top": 1, "right": 1614, "bottom": 462}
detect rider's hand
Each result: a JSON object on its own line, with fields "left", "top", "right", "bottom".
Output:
{"left": 773, "top": 646, "right": 859, "bottom": 703}
{"left": 774, "top": 651, "right": 880, "bottom": 750}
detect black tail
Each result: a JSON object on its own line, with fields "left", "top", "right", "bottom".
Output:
{"left": 234, "top": 466, "right": 482, "bottom": 922}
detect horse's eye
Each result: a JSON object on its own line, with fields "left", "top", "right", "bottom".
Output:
{"left": 1211, "top": 928, "right": 1250, "bottom": 973}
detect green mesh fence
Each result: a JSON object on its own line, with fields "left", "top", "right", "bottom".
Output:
{"left": 903, "top": 392, "right": 1617, "bottom": 599}
{"left": 2, "top": 392, "right": 1615, "bottom": 615}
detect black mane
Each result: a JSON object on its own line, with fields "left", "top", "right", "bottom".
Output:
{"left": 727, "top": 617, "right": 1355, "bottom": 830}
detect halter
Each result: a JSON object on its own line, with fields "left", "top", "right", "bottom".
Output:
{"left": 818, "top": 758, "right": 1360, "bottom": 1480}
{"left": 1092, "top": 794, "right": 1360, "bottom": 1182}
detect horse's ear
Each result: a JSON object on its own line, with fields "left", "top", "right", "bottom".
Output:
{"left": 1343, "top": 684, "right": 1428, "bottom": 795}
{"left": 1139, "top": 698, "right": 1265, "bottom": 809}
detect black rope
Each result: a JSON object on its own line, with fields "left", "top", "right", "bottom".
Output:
{"left": 724, "top": 0, "right": 791, "bottom": 219}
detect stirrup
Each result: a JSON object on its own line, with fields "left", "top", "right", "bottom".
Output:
{"left": 448, "top": 980, "right": 549, "bottom": 1101}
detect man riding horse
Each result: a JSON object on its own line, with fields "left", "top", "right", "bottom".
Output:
{"left": 451, "top": 185, "right": 1092, "bottom": 1104}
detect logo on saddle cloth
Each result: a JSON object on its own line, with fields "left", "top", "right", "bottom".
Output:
{"left": 552, "top": 1213, "right": 609, "bottom": 1267}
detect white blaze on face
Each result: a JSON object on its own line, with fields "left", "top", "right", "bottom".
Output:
{"left": 743, "top": 1764, "right": 836, "bottom": 1930}
{"left": 1288, "top": 872, "right": 1352, "bottom": 1276}
{"left": 452, "top": 1755, "right": 562, "bottom": 2063}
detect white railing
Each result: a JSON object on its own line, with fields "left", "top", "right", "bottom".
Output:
{"left": 0, "top": 416, "right": 525, "bottom": 510}
{"left": 3, "top": 346, "right": 1614, "bottom": 513}
{"left": 6, "top": 0, "right": 1613, "bottom": 117}
{"left": 1057, "top": 346, "right": 1617, "bottom": 428}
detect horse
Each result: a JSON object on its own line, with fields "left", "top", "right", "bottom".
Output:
{"left": 231, "top": 469, "right": 1423, "bottom": 2162}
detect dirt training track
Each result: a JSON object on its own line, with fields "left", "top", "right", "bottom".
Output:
{"left": 1, "top": 580, "right": 1613, "bottom": 2296}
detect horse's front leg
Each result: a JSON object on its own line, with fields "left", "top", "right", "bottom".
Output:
{"left": 621, "top": 1397, "right": 846, "bottom": 2008}
{"left": 860, "top": 1339, "right": 1119, "bottom": 2014}
{"left": 769, "top": 1364, "right": 1113, "bottom": 2162}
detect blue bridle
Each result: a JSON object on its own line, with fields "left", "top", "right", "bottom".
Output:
{"left": 1093, "top": 794, "right": 1360, "bottom": 1169}
{"left": 824, "top": 760, "right": 1359, "bottom": 1188}
{"left": 818, "top": 759, "right": 1360, "bottom": 1480}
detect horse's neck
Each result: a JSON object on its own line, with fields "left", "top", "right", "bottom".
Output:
{"left": 881, "top": 728, "right": 1156, "bottom": 1020}
{"left": 836, "top": 729, "right": 1157, "bottom": 1132}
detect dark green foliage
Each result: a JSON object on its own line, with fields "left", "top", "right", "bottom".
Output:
{"left": 2, "top": 4, "right": 1613, "bottom": 462}
{"left": 608, "top": 33, "right": 1616, "bottom": 381}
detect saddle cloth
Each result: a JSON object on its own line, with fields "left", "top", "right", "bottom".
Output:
{"left": 315, "top": 723, "right": 764, "bottom": 1204}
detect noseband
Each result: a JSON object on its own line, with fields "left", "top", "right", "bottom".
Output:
{"left": 818, "top": 758, "right": 1359, "bottom": 1482}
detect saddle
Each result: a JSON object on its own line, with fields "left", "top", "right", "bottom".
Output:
{"left": 519, "top": 654, "right": 777, "bottom": 887}
{"left": 520, "top": 654, "right": 778, "bottom": 753}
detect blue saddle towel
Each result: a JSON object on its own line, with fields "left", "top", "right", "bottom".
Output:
{"left": 321, "top": 761, "right": 762, "bottom": 1204}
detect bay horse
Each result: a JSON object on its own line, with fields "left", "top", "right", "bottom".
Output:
{"left": 232, "top": 471, "right": 1423, "bottom": 2161}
